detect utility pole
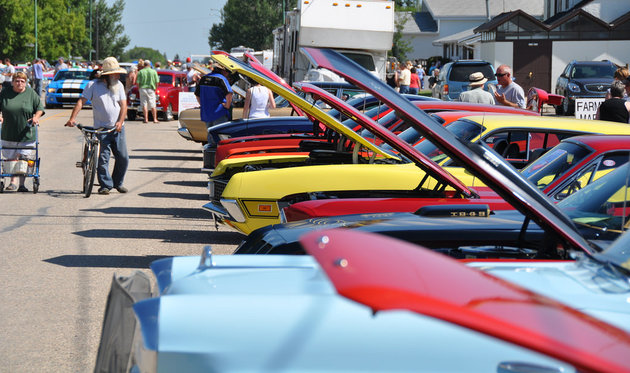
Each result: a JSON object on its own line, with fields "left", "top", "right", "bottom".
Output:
{"left": 89, "top": 0, "right": 93, "bottom": 61}
{"left": 34, "top": 0, "right": 38, "bottom": 59}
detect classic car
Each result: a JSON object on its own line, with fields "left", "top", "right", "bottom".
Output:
{"left": 94, "top": 229, "right": 630, "bottom": 372}
{"left": 127, "top": 69, "right": 188, "bottom": 121}
{"left": 44, "top": 68, "right": 93, "bottom": 108}
{"left": 238, "top": 159, "right": 630, "bottom": 255}
{"left": 284, "top": 134, "right": 630, "bottom": 221}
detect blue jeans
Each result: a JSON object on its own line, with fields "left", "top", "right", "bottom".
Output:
{"left": 97, "top": 127, "right": 129, "bottom": 189}
{"left": 399, "top": 85, "right": 410, "bottom": 94}
{"left": 32, "top": 79, "right": 42, "bottom": 96}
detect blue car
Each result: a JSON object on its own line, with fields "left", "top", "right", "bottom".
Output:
{"left": 45, "top": 68, "right": 93, "bottom": 108}
{"left": 434, "top": 60, "right": 497, "bottom": 101}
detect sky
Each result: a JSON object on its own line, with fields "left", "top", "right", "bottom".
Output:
{"left": 114, "top": 0, "right": 227, "bottom": 60}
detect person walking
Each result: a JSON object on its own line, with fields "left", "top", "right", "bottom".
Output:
{"left": 458, "top": 72, "right": 495, "bottom": 104}
{"left": 65, "top": 57, "right": 129, "bottom": 195}
{"left": 596, "top": 80, "right": 630, "bottom": 123}
{"left": 31, "top": 59, "right": 44, "bottom": 97}
{"left": 397, "top": 63, "right": 411, "bottom": 94}
{"left": 409, "top": 67, "right": 420, "bottom": 95}
{"left": 135, "top": 60, "right": 159, "bottom": 123}
{"left": 493, "top": 64, "right": 525, "bottom": 109}
{"left": 0, "top": 71, "right": 44, "bottom": 192}
{"left": 195, "top": 63, "right": 233, "bottom": 145}
{"left": 242, "top": 79, "right": 275, "bottom": 119}
{"left": 2, "top": 58, "right": 15, "bottom": 90}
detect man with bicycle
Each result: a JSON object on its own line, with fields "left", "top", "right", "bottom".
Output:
{"left": 65, "top": 56, "right": 129, "bottom": 195}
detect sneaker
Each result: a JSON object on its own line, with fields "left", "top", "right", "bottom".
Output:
{"left": 17, "top": 185, "right": 28, "bottom": 192}
{"left": 5, "top": 183, "right": 17, "bottom": 192}
{"left": 114, "top": 186, "right": 128, "bottom": 193}
{"left": 98, "top": 187, "right": 110, "bottom": 195}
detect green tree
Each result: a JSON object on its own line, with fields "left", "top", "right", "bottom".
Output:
{"left": 390, "top": 13, "right": 413, "bottom": 62}
{"left": 91, "top": 0, "right": 129, "bottom": 60}
{"left": 0, "top": 0, "right": 33, "bottom": 60}
{"left": 120, "top": 47, "right": 167, "bottom": 65}
{"left": 209, "top": 0, "right": 297, "bottom": 51}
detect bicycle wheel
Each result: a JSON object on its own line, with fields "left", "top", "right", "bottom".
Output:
{"left": 83, "top": 142, "right": 99, "bottom": 198}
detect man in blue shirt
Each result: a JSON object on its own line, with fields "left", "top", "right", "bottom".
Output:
{"left": 195, "top": 64, "right": 233, "bottom": 145}
{"left": 31, "top": 59, "right": 44, "bottom": 97}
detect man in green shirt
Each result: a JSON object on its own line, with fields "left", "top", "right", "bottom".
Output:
{"left": 135, "top": 60, "right": 159, "bottom": 123}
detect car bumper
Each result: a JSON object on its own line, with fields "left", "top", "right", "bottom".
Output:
{"left": 177, "top": 126, "right": 193, "bottom": 141}
{"left": 45, "top": 93, "right": 89, "bottom": 106}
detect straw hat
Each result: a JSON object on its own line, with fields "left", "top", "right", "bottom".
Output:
{"left": 100, "top": 56, "right": 127, "bottom": 75}
{"left": 468, "top": 72, "right": 488, "bottom": 86}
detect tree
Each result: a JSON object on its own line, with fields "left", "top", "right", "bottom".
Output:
{"left": 209, "top": 0, "right": 297, "bottom": 51}
{"left": 390, "top": 13, "right": 413, "bottom": 62}
{"left": 91, "top": 0, "right": 130, "bottom": 60}
{"left": 120, "top": 47, "right": 167, "bottom": 65}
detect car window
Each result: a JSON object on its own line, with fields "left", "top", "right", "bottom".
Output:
{"left": 159, "top": 74, "right": 173, "bottom": 85}
{"left": 54, "top": 70, "right": 91, "bottom": 81}
{"left": 571, "top": 64, "right": 616, "bottom": 79}
{"left": 521, "top": 142, "right": 592, "bottom": 190}
{"left": 449, "top": 64, "right": 496, "bottom": 82}
{"left": 340, "top": 52, "right": 376, "bottom": 72}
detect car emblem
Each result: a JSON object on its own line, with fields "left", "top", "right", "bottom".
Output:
{"left": 598, "top": 85, "right": 604, "bottom": 91}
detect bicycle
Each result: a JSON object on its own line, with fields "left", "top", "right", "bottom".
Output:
{"left": 75, "top": 124, "right": 116, "bottom": 198}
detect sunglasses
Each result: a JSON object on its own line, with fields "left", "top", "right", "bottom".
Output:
{"left": 495, "top": 73, "right": 508, "bottom": 77}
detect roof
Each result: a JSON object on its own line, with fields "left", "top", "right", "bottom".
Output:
{"left": 433, "top": 27, "right": 481, "bottom": 45}
{"left": 395, "top": 12, "right": 438, "bottom": 34}
{"left": 423, "top": 0, "right": 544, "bottom": 19}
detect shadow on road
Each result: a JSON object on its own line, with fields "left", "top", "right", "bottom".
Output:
{"left": 163, "top": 180, "right": 207, "bottom": 187}
{"left": 133, "top": 148, "right": 200, "bottom": 154}
{"left": 81, "top": 206, "right": 208, "bottom": 219}
{"left": 72, "top": 228, "right": 243, "bottom": 244}
{"left": 44, "top": 254, "right": 171, "bottom": 268}
{"left": 129, "top": 154, "right": 202, "bottom": 162}
{"left": 137, "top": 167, "right": 201, "bottom": 174}
{"left": 137, "top": 192, "right": 208, "bottom": 200}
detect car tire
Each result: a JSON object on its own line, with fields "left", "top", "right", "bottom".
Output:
{"left": 127, "top": 110, "right": 137, "bottom": 121}
{"left": 45, "top": 102, "right": 58, "bottom": 109}
{"left": 554, "top": 103, "right": 564, "bottom": 116}
{"left": 163, "top": 104, "right": 174, "bottom": 122}
{"left": 562, "top": 97, "right": 573, "bottom": 116}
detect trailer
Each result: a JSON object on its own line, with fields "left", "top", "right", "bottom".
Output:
{"left": 274, "top": 0, "right": 395, "bottom": 83}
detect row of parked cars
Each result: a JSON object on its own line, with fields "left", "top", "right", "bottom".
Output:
{"left": 44, "top": 65, "right": 188, "bottom": 122}
{"left": 95, "top": 50, "right": 630, "bottom": 372}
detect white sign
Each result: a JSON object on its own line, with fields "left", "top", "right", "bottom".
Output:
{"left": 574, "top": 98, "right": 604, "bottom": 120}
{"left": 178, "top": 92, "right": 199, "bottom": 114}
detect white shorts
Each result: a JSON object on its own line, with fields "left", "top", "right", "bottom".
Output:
{"left": 2, "top": 140, "right": 35, "bottom": 160}
{"left": 139, "top": 88, "right": 156, "bottom": 109}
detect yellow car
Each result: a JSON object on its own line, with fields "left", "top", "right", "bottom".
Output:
{"left": 207, "top": 114, "right": 630, "bottom": 234}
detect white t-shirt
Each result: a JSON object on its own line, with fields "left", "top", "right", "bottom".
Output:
{"left": 248, "top": 86, "right": 271, "bottom": 119}
{"left": 81, "top": 79, "right": 126, "bottom": 128}
{"left": 497, "top": 82, "right": 526, "bottom": 109}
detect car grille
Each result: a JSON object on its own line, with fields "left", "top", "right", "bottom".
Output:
{"left": 58, "top": 88, "right": 83, "bottom": 94}
{"left": 211, "top": 180, "right": 227, "bottom": 203}
{"left": 59, "top": 97, "right": 81, "bottom": 103}
{"left": 584, "top": 84, "right": 609, "bottom": 93}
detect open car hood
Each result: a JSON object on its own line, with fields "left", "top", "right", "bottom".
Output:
{"left": 210, "top": 53, "right": 397, "bottom": 161}
{"left": 301, "top": 229, "right": 630, "bottom": 373}
{"left": 295, "top": 82, "right": 473, "bottom": 197}
{"left": 301, "top": 47, "right": 593, "bottom": 255}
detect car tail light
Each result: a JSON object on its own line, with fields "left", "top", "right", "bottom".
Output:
{"left": 442, "top": 84, "right": 449, "bottom": 96}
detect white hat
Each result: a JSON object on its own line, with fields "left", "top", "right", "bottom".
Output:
{"left": 469, "top": 72, "right": 488, "bottom": 86}
{"left": 101, "top": 57, "right": 126, "bottom": 75}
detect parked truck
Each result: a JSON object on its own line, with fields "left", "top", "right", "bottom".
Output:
{"left": 273, "top": 0, "right": 395, "bottom": 84}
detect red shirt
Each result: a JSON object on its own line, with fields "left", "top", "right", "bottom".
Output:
{"left": 409, "top": 73, "right": 420, "bottom": 89}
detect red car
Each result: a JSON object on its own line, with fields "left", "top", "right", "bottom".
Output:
{"left": 127, "top": 69, "right": 188, "bottom": 121}
{"left": 213, "top": 100, "right": 538, "bottom": 168}
{"left": 283, "top": 135, "right": 630, "bottom": 222}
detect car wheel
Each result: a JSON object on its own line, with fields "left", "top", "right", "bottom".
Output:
{"left": 554, "top": 103, "right": 564, "bottom": 115}
{"left": 45, "top": 102, "right": 57, "bottom": 109}
{"left": 562, "top": 97, "right": 573, "bottom": 115}
{"left": 127, "top": 110, "right": 137, "bottom": 121}
{"left": 163, "top": 104, "right": 174, "bottom": 122}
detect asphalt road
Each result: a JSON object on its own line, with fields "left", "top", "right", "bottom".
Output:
{"left": 0, "top": 108, "right": 242, "bottom": 371}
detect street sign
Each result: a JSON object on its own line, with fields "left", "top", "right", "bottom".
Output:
{"left": 575, "top": 98, "right": 604, "bottom": 120}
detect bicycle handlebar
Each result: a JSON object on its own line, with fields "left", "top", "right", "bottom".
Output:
{"left": 76, "top": 124, "right": 117, "bottom": 134}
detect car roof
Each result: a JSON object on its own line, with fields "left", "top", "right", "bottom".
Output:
{"left": 565, "top": 134, "right": 630, "bottom": 149}
{"left": 461, "top": 115, "right": 630, "bottom": 133}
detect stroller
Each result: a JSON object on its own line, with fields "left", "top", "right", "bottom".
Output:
{"left": 0, "top": 122, "right": 40, "bottom": 193}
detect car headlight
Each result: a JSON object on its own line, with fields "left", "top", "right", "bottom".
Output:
{"left": 129, "top": 93, "right": 137, "bottom": 100}
{"left": 567, "top": 82, "right": 581, "bottom": 93}
{"left": 217, "top": 134, "right": 231, "bottom": 141}
{"left": 47, "top": 88, "right": 55, "bottom": 93}
{"left": 220, "top": 199, "right": 246, "bottom": 222}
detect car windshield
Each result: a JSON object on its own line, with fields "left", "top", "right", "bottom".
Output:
{"left": 54, "top": 70, "right": 91, "bottom": 81}
{"left": 449, "top": 63, "right": 496, "bottom": 82}
{"left": 411, "top": 119, "right": 484, "bottom": 162}
{"left": 520, "top": 142, "right": 592, "bottom": 189}
{"left": 159, "top": 74, "right": 173, "bottom": 84}
{"left": 571, "top": 64, "right": 616, "bottom": 79}
{"left": 558, "top": 162, "right": 630, "bottom": 234}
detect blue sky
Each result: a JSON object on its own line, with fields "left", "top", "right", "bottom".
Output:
{"left": 115, "top": 0, "right": 227, "bottom": 60}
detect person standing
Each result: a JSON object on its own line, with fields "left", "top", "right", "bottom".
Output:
{"left": 242, "top": 79, "right": 275, "bottom": 119}
{"left": 31, "top": 59, "right": 44, "bottom": 97}
{"left": 0, "top": 71, "right": 44, "bottom": 192}
{"left": 408, "top": 67, "right": 420, "bottom": 95}
{"left": 54, "top": 58, "right": 68, "bottom": 73}
{"left": 186, "top": 63, "right": 200, "bottom": 92}
{"left": 135, "top": 60, "right": 159, "bottom": 123}
{"left": 397, "top": 63, "right": 411, "bottom": 94}
{"left": 2, "top": 58, "right": 15, "bottom": 90}
{"left": 65, "top": 57, "right": 129, "bottom": 195}
{"left": 596, "top": 81, "right": 630, "bottom": 123}
{"left": 458, "top": 72, "right": 495, "bottom": 104}
{"left": 195, "top": 63, "right": 233, "bottom": 145}
{"left": 493, "top": 64, "right": 525, "bottom": 109}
